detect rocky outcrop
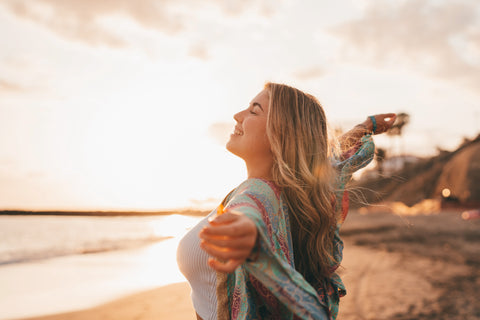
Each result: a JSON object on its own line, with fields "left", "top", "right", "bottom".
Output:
{"left": 350, "top": 134, "right": 480, "bottom": 208}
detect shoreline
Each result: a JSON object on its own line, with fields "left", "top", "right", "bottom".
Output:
{"left": 0, "top": 210, "right": 209, "bottom": 217}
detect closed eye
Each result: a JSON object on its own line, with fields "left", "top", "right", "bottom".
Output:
{"left": 250, "top": 105, "right": 262, "bottom": 115}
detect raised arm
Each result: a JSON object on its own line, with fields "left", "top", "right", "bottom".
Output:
{"left": 339, "top": 113, "right": 396, "bottom": 153}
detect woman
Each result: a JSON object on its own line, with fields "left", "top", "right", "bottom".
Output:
{"left": 177, "top": 83, "right": 395, "bottom": 320}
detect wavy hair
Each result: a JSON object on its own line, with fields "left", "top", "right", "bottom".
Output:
{"left": 265, "top": 82, "right": 337, "bottom": 285}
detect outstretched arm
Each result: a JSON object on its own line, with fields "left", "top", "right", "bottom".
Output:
{"left": 200, "top": 181, "right": 331, "bottom": 319}
{"left": 339, "top": 113, "right": 396, "bottom": 153}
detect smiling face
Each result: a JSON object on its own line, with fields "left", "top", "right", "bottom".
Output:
{"left": 226, "top": 89, "right": 272, "bottom": 168}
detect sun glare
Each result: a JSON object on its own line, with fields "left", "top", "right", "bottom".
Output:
{"left": 149, "top": 214, "right": 201, "bottom": 238}
{"left": 442, "top": 188, "right": 451, "bottom": 198}
{"left": 71, "top": 62, "right": 232, "bottom": 210}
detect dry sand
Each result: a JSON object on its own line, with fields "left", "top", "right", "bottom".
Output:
{"left": 19, "top": 209, "right": 480, "bottom": 320}
{"left": 339, "top": 209, "right": 479, "bottom": 320}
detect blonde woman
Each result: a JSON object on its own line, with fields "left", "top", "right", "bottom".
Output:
{"left": 177, "top": 83, "right": 395, "bottom": 319}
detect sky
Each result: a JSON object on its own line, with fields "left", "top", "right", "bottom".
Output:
{"left": 0, "top": 0, "right": 479, "bottom": 210}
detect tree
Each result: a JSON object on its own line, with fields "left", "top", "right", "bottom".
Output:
{"left": 387, "top": 112, "right": 410, "bottom": 168}
{"left": 376, "top": 148, "right": 386, "bottom": 174}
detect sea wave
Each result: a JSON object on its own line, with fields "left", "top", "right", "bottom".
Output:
{"left": 0, "top": 214, "right": 202, "bottom": 265}
{"left": 0, "top": 235, "right": 172, "bottom": 265}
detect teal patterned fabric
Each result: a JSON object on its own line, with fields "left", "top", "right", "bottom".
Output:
{"left": 218, "top": 135, "right": 375, "bottom": 320}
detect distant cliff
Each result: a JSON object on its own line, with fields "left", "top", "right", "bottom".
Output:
{"left": 350, "top": 134, "right": 480, "bottom": 208}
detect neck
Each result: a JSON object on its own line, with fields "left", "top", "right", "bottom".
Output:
{"left": 245, "top": 157, "right": 274, "bottom": 181}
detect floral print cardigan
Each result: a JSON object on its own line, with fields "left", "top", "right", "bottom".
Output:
{"left": 216, "top": 136, "right": 375, "bottom": 320}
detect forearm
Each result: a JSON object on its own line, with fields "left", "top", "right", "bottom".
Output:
{"left": 339, "top": 118, "right": 373, "bottom": 152}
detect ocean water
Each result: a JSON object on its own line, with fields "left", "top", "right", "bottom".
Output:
{"left": 0, "top": 213, "right": 204, "bottom": 319}
{"left": 0, "top": 214, "right": 202, "bottom": 265}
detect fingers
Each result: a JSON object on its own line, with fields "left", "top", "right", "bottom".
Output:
{"left": 381, "top": 114, "right": 396, "bottom": 132}
{"left": 200, "top": 241, "right": 252, "bottom": 261}
{"left": 207, "top": 210, "right": 238, "bottom": 225}
{"left": 199, "top": 233, "right": 256, "bottom": 249}
{"left": 372, "top": 113, "right": 397, "bottom": 134}
{"left": 199, "top": 210, "right": 258, "bottom": 273}
{"left": 371, "top": 113, "right": 396, "bottom": 123}
{"left": 202, "top": 213, "right": 256, "bottom": 237}
{"left": 381, "top": 113, "right": 396, "bottom": 124}
{"left": 208, "top": 257, "right": 243, "bottom": 273}
{"left": 378, "top": 112, "right": 396, "bottom": 119}
{"left": 202, "top": 222, "right": 254, "bottom": 237}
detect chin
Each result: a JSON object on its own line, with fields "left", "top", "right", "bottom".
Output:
{"left": 226, "top": 141, "right": 236, "bottom": 154}
{"left": 226, "top": 138, "right": 232, "bottom": 150}
{"left": 226, "top": 140, "right": 242, "bottom": 159}
{"left": 226, "top": 135, "right": 237, "bottom": 151}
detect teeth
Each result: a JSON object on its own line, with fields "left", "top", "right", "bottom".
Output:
{"left": 234, "top": 129, "right": 243, "bottom": 136}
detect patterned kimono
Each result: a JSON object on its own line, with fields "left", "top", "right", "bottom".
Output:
{"left": 216, "top": 136, "right": 375, "bottom": 320}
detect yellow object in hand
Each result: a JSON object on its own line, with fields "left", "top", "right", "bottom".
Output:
{"left": 217, "top": 203, "right": 225, "bottom": 215}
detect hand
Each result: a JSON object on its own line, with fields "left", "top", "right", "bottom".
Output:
{"left": 199, "top": 210, "right": 258, "bottom": 273}
{"left": 362, "top": 113, "right": 396, "bottom": 135}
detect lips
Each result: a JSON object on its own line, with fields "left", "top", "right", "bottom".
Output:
{"left": 233, "top": 126, "right": 244, "bottom": 136}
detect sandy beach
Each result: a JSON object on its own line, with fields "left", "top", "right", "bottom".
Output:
{"left": 17, "top": 282, "right": 195, "bottom": 320}
{"left": 12, "top": 209, "right": 480, "bottom": 320}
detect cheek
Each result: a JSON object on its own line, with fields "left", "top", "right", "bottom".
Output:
{"left": 245, "top": 121, "right": 270, "bottom": 149}
{"left": 244, "top": 119, "right": 265, "bottom": 138}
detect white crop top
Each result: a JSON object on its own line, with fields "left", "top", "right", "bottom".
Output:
{"left": 176, "top": 210, "right": 217, "bottom": 320}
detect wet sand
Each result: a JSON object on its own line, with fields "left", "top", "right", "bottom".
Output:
{"left": 17, "top": 282, "right": 195, "bottom": 320}
{"left": 17, "top": 209, "right": 480, "bottom": 320}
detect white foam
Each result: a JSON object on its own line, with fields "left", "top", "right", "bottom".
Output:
{"left": 0, "top": 214, "right": 200, "bottom": 264}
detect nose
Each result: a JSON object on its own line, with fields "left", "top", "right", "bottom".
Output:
{"left": 233, "top": 110, "right": 244, "bottom": 123}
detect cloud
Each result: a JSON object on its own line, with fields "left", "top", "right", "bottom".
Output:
{"left": 0, "top": 0, "right": 190, "bottom": 47}
{"left": 215, "top": 0, "right": 277, "bottom": 17}
{"left": 0, "top": 157, "right": 17, "bottom": 168}
{"left": 0, "top": 0, "right": 278, "bottom": 48}
{"left": 0, "top": 57, "right": 50, "bottom": 96}
{"left": 188, "top": 43, "right": 210, "bottom": 60}
{"left": 2, "top": 0, "right": 130, "bottom": 47}
{"left": 330, "top": 0, "right": 480, "bottom": 92}
{"left": 292, "top": 66, "right": 326, "bottom": 80}
{"left": 2, "top": 55, "right": 33, "bottom": 70}
{"left": 0, "top": 79, "right": 28, "bottom": 93}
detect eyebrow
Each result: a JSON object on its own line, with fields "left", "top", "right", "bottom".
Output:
{"left": 251, "top": 102, "right": 264, "bottom": 111}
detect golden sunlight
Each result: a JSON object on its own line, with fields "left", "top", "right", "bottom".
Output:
{"left": 149, "top": 214, "right": 201, "bottom": 238}
{"left": 441, "top": 188, "right": 451, "bottom": 198}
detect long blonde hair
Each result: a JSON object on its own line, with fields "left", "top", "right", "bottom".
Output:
{"left": 265, "top": 82, "right": 337, "bottom": 285}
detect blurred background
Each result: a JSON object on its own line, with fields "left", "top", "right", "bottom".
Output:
{"left": 0, "top": 0, "right": 478, "bottom": 211}
{"left": 0, "top": 1, "right": 479, "bottom": 320}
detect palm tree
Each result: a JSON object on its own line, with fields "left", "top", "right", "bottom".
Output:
{"left": 376, "top": 147, "right": 386, "bottom": 174}
{"left": 387, "top": 112, "right": 410, "bottom": 169}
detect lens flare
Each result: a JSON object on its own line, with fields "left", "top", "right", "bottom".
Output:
{"left": 441, "top": 188, "right": 451, "bottom": 198}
